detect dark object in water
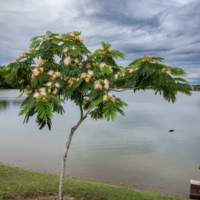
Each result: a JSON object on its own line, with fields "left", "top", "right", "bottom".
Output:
{"left": 168, "top": 129, "right": 174, "bottom": 132}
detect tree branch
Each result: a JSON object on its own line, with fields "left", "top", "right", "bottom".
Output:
{"left": 110, "top": 87, "right": 140, "bottom": 92}
{"left": 79, "top": 104, "right": 83, "bottom": 119}
{"left": 83, "top": 108, "right": 92, "bottom": 119}
{"left": 72, "top": 107, "right": 92, "bottom": 132}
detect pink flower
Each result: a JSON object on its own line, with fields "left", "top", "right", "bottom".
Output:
{"left": 35, "top": 59, "right": 45, "bottom": 67}
{"left": 88, "top": 70, "right": 94, "bottom": 76}
{"left": 39, "top": 87, "right": 46, "bottom": 94}
{"left": 52, "top": 88, "right": 58, "bottom": 95}
{"left": 20, "top": 51, "right": 26, "bottom": 57}
{"left": 64, "top": 56, "right": 71, "bottom": 65}
{"left": 114, "top": 74, "right": 118, "bottom": 79}
{"left": 33, "top": 92, "right": 39, "bottom": 98}
{"left": 71, "top": 46, "right": 76, "bottom": 50}
{"left": 32, "top": 68, "right": 38, "bottom": 74}
{"left": 55, "top": 71, "right": 61, "bottom": 76}
{"left": 63, "top": 47, "right": 68, "bottom": 53}
{"left": 69, "top": 32, "right": 74, "bottom": 36}
{"left": 104, "top": 79, "right": 109, "bottom": 89}
{"left": 80, "top": 73, "right": 87, "bottom": 79}
{"left": 109, "top": 66, "right": 113, "bottom": 72}
{"left": 47, "top": 70, "right": 54, "bottom": 75}
{"left": 108, "top": 92, "right": 113, "bottom": 97}
{"left": 40, "top": 91, "right": 46, "bottom": 96}
{"left": 84, "top": 97, "right": 90, "bottom": 101}
{"left": 74, "top": 58, "right": 79, "bottom": 63}
{"left": 99, "top": 62, "right": 106, "bottom": 68}
{"left": 46, "top": 82, "right": 52, "bottom": 87}
{"left": 103, "top": 95, "right": 108, "bottom": 102}
{"left": 55, "top": 82, "right": 61, "bottom": 88}
{"left": 94, "top": 81, "right": 102, "bottom": 90}
{"left": 166, "top": 69, "right": 171, "bottom": 75}
{"left": 32, "top": 68, "right": 40, "bottom": 76}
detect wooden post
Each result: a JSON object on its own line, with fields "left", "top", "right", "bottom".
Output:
{"left": 190, "top": 179, "right": 200, "bottom": 199}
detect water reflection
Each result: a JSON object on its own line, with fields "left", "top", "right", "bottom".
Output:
{"left": 0, "top": 89, "right": 24, "bottom": 112}
{"left": 0, "top": 89, "right": 200, "bottom": 198}
{"left": 12, "top": 100, "right": 24, "bottom": 106}
{"left": 0, "top": 100, "right": 9, "bottom": 112}
{"left": 0, "top": 99, "right": 24, "bottom": 112}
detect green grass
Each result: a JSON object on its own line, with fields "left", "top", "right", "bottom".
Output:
{"left": 0, "top": 164, "right": 188, "bottom": 200}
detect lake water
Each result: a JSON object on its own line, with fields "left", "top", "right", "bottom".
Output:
{"left": 0, "top": 89, "right": 200, "bottom": 198}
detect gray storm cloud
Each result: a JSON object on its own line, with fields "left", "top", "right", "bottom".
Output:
{"left": 0, "top": 0, "right": 199, "bottom": 83}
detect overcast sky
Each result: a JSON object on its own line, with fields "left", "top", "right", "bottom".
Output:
{"left": 0, "top": 0, "right": 199, "bottom": 84}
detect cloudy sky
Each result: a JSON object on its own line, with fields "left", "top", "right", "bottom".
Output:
{"left": 1, "top": 0, "right": 200, "bottom": 84}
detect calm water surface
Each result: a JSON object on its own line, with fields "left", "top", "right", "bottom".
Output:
{"left": 0, "top": 89, "right": 200, "bottom": 198}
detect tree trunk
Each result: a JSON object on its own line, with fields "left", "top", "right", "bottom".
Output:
{"left": 58, "top": 106, "right": 91, "bottom": 200}
{"left": 58, "top": 127, "right": 75, "bottom": 200}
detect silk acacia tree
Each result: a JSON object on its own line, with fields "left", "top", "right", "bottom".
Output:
{"left": 4, "top": 31, "right": 191, "bottom": 200}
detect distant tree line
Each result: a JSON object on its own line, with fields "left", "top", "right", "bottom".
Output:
{"left": 187, "top": 84, "right": 200, "bottom": 91}
{"left": 0, "top": 65, "right": 19, "bottom": 89}
{"left": 0, "top": 64, "right": 199, "bottom": 91}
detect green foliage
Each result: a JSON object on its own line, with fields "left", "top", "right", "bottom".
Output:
{"left": 35, "top": 100, "right": 53, "bottom": 129}
{"left": 89, "top": 97, "right": 103, "bottom": 108}
{"left": 103, "top": 99, "right": 127, "bottom": 121}
{"left": 19, "top": 96, "right": 36, "bottom": 123}
{"left": 3, "top": 31, "right": 191, "bottom": 130}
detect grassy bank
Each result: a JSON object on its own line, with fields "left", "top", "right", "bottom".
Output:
{"left": 0, "top": 165, "right": 188, "bottom": 200}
